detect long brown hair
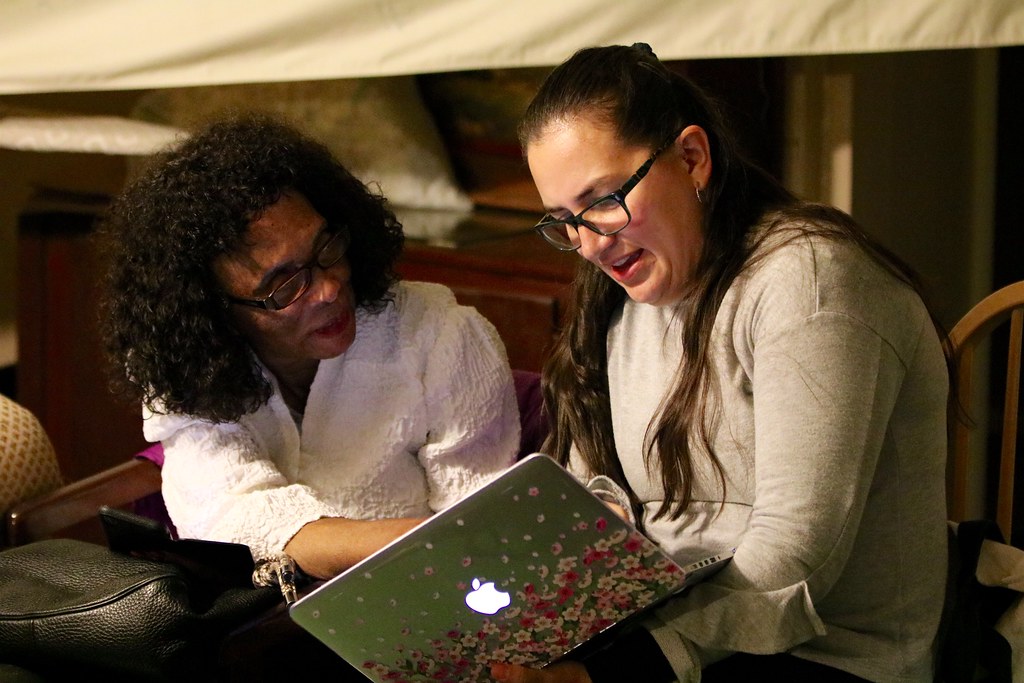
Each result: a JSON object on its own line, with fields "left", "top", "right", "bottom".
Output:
{"left": 519, "top": 44, "right": 946, "bottom": 523}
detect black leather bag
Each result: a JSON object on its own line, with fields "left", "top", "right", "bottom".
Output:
{"left": 0, "top": 538, "right": 280, "bottom": 682}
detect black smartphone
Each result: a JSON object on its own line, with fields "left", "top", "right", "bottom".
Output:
{"left": 99, "top": 505, "right": 173, "bottom": 554}
{"left": 98, "top": 505, "right": 256, "bottom": 590}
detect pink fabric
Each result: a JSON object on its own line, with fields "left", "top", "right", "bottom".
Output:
{"left": 136, "top": 441, "right": 166, "bottom": 468}
{"left": 512, "top": 369, "right": 547, "bottom": 459}
{"left": 132, "top": 443, "right": 174, "bottom": 536}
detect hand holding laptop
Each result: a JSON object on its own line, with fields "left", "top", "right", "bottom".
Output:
{"left": 600, "top": 501, "right": 629, "bottom": 521}
{"left": 491, "top": 659, "right": 591, "bottom": 683}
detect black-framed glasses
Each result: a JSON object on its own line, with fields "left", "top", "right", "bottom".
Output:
{"left": 226, "top": 228, "right": 351, "bottom": 311}
{"left": 533, "top": 131, "right": 680, "bottom": 251}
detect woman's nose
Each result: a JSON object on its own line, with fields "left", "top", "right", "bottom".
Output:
{"left": 310, "top": 259, "right": 351, "bottom": 303}
{"left": 576, "top": 227, "right": 616, "bottom": 263}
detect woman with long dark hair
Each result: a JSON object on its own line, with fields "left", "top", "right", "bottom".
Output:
{"left": 494, "top": 44, "right": 949, "bottom": 683}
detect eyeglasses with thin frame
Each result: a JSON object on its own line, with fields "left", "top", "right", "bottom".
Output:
{"left": 225, "top": 227, "right": 351, "bottom": 311}
{"left": 533, "top": 130, "right": 681, "bottom": 251}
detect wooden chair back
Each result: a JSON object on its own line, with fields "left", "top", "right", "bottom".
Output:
{"left": 947, "top": 280, "right": 1024, "bottom": 542}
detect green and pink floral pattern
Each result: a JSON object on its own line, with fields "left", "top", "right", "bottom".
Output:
{"left": 297, "top": 456, "right": 688, "bottom": 683}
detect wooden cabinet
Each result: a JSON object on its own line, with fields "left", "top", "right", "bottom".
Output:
{"left": 17, "top": 203, "right": 147, "bottom": 482}
{"left": 397, "top": 211, "right": 576, "bottom": 373}
{"left": 16, "top": 201, "right": 575, "bottom": 481}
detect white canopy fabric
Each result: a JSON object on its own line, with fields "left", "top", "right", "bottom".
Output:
{"left": 1, "top": 0, "right": 1022, "bottom": 94}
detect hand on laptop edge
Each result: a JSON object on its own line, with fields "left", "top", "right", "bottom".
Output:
{"left": 602, "top": 500, "right": 629, "bottom": 521}
{"left": 491, "top": 661, "right": 592, "bottom": 683}
{"left": 284, "top": 515, "right": 428, "bottom": 579}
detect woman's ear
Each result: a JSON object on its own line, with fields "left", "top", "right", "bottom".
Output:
{"left": 675, "top": 125, "right": 712, "bottom": 189}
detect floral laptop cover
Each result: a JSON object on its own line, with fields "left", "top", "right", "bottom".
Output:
{"left": 289, "top": 453, "right": 731, "bottom": 683}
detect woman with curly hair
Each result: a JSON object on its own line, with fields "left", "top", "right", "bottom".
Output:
{"left": 100, "top": 114, "right": 519, "bottom": 580}
{"left": 492, "top": 45, "right": 950, "bottom": 683}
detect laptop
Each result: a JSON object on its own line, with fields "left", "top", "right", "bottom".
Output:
{"left": 289, "top": 453, "right": 732, "bottom": 683}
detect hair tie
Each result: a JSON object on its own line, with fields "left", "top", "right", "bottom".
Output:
{"left": 631, "top": 42, "right": 658, "bottom": 59}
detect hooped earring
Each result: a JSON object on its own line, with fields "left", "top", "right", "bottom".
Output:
{"left": 695, "top": 185, "right": 706, "bottom": 205}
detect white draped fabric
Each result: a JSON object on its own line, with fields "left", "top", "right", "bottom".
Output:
{"left": 1, "top": 0, "right": 1022, "bottom": 94}
{"left": 0, "top": 116, "right": 184, "bottom": 154}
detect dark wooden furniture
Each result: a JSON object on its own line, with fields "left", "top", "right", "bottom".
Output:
{"left": 16, "top": 198, "right": 147, "bottom": 483}
{"left": 397, "top": 211, "right": 576, "bottom": 374}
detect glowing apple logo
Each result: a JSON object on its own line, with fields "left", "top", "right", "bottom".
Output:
{"left": 464, "top": 578, "right": 511, "bottom": 615}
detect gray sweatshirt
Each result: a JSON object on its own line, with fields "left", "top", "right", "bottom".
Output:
{"left": 574, "top": 226, "right": 948, "bottom": 682}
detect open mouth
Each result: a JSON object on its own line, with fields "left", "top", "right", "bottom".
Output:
{"left": 608, "top": 250, "right": 642, "bottom": 278}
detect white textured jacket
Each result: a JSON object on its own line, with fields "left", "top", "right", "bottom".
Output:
{"left": 145, "top": 282, "right": 520, "bottom": 561}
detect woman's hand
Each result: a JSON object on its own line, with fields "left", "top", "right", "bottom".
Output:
{"left": 490, "top": 661, "right": 592, "bottom": 683}
{"left": 602, "top": 500, "right": 629, "bottom": 521}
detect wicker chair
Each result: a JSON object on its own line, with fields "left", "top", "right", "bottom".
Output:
{"left": 0, "top": 394, "right": 62, "bottom": 547}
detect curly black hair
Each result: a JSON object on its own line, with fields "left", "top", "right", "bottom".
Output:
{"left": 99, "top": 113, "right": 404, "bottom": 423}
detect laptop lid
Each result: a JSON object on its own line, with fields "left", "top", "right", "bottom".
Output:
{"left": 289, "top": 453, "right": 729, "bottom": 683}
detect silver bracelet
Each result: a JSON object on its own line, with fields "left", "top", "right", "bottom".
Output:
{"left": 252, "top": 552, "right": 299, "bottom": 604}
